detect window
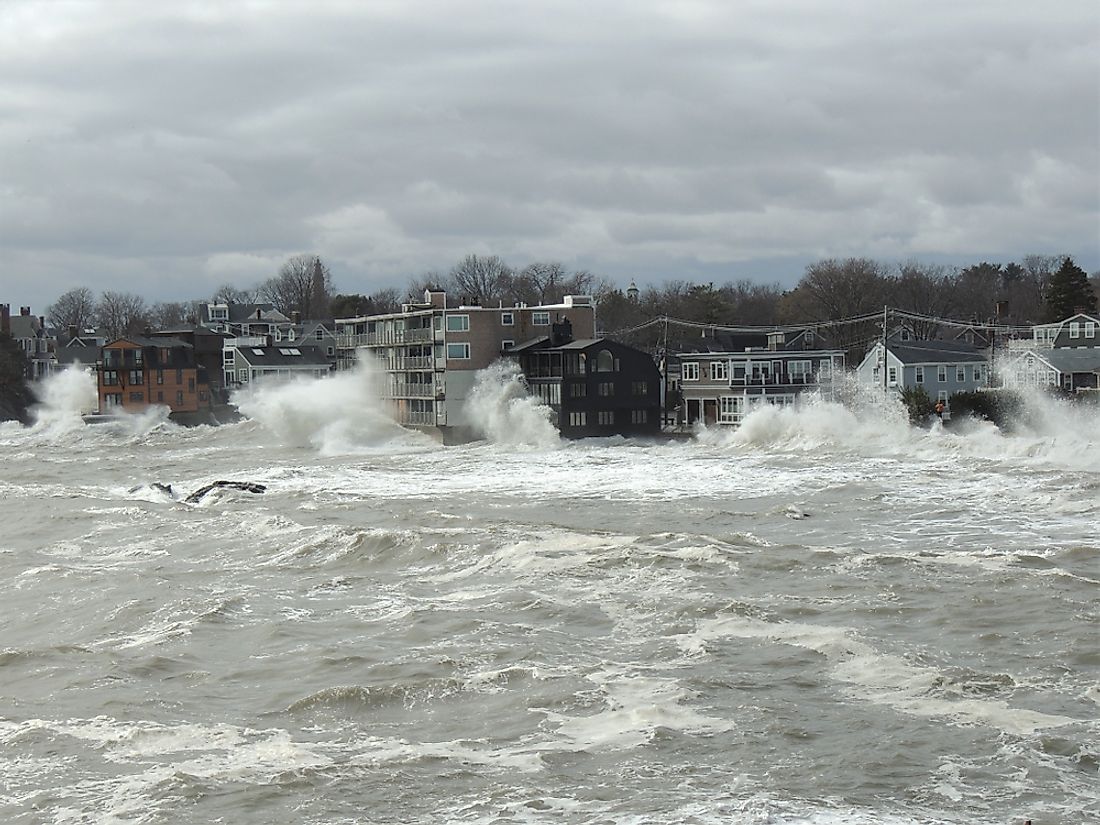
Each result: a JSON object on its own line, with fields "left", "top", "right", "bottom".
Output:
{"left": 937, "top": 365, "right": 947, "bottom": 382}
{"left": 315, "top": 328, "right": 324, "bottom": 339}
{"left": 532, "top": 311, "right": 550, "bottom": 326}
{"left": 128, "top": 370, "right": 143, "bottom": 385}
{"left": 719, "top": 396, "right": 741, "bottom": 423}
{"left": 199, "top": 391, "right": 207, "bottom": 402}
{"left": 570, "top": 382, "right": 587, "bottom": 398}
{"left": 188, "top": 378, "right": 195, "bottom": 392}
{"left": 598, "top": 382, "right": 614, "bottom": 396}
{"left": 1087, "top": 322, "right": 1096, "bottom": 339}
{"left": 915, "top": 366, "right": 924, "bottom": 384}
{"left": 1069, "top": 322, "right": 1080, "bottom": 338}
{"left": 938, "top": 391, "right": 948, "bottom": 402}
{"left": 447, "top": 343, "right": 470, "bottom": 359}
{"left": 971, "top": 365, "right": 980, "bottom": 382}
{"left": 238, "top": 369, "right": 248, "bottom": 383}
{"left": 789, "top": 360, "right": 812, "bottom": 380}
{"left": 446, "top": 315, "right": 470, "bottom": 332}
{"left": 595, "top": 350, "right": 615, "bottom": 372}
{"left": 103, "top": 370, "right": 118, "bottom": 386}
{"left": 133, "top": 350, "right": 143, "bottom": 365}
{"left": 568, "top": 412, "right": 587, "bottom": 427}
{"left": 501, "top": 312, "right": 514, "bottom": 326}
{"left": 598, "top": 410, "right": 615, "bottom": 425}
{"left": 956, "top": 366, "right": 965, "bottom": 382}
{"left": 631, "top": 381, "right": 648, "bottom": 396}
{"left": 176, "top": 391, "right": 184, "bottom": 405}
{"left": 682, "top": 362, "right": 699, "bottom": 381}
{"left": 710, "top": 361, "right": 728, "bottom": 381}
{"left": 887, "top": 366, "right": 898, "bottom": 385}
{"left": 105, "top": 393, "right": 122, "bottom": 407}
{"left": 157, "top": 391, "right": 164, "bottom": 402}
{"left": 631, "top": 409, "right": 648, "bottom": 424}
{"left": 501, "top": 340, "right": 514, "bottom": 350}
{"left": 129, "top": 392, "right": 144, "bottom": 402}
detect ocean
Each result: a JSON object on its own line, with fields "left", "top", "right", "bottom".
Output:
{"left": 0, "top": 366, "right": 1096, "bottom": 824}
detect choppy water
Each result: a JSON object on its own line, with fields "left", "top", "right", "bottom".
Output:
{"left": 0, "top": 368, "right": 1097, "bottom": 825}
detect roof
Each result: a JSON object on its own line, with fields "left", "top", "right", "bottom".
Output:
{"left": 234, "top": 345, "right": 333, "bottom": 367}
{"left": 106, "top": 336, "right": 193, "bottom": 349}
{"left": 887, "top": 339, "right": 987, "bottom": 364}
{"left": 1015, "top": 348, "right": 1100, "bottom": 374}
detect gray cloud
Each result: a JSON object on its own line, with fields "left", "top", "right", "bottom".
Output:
{"left": 1, "top": 0, "right": 1097, "bottom": 310}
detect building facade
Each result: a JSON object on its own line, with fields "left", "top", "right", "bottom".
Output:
{"left": 335, "top": 290, "right": 596, "bottom": 436}
{"left": 508, "top": 324, "right": 662, "bottom": 438}
{"left": 96, "top": 337, "right": 213, "bottom": 420}
{"left": 857, "top": 338, "right": 990, "bottom": 404}
{"left": 672, "top": 330, "right": 846, "bottom": 427}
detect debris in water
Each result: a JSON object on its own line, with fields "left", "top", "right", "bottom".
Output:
{"left": 184, "top": 480, "right": 267, "bottom": 503}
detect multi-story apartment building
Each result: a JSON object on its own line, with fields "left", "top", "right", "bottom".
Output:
{"left": 335, "top": 289, "right": 596, "bottom": 439}
{"left": 96, "top": 336, "right": 214, "bottom": 422}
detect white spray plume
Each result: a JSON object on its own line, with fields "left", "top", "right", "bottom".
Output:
{"left": 464, "top": 361, "right": 560, "bottom": 448}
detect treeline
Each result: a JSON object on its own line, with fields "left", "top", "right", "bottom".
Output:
{"left": 41, "top": 251, "right": 1098, "bottom": 349}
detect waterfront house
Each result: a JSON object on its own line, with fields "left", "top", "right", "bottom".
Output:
{"left": 96, "top": 337, "right": 214, "bottom": 421}
{"left": 998, "top": 313, "right": 1100, "bottom": 392}
{"left": 224, "top": 342, "right": 335, "bottom": 388}
{"left": 507, "top": 321, "right": 662, "bottom": 438}
{"left": 672, "top": 330, "right": 846, "bottom": 427}
{"left": 857, "top": 337, "right": 990, "bottom": 405}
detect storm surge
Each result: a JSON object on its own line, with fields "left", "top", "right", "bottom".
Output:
{"left": 464, "top": 360, "right": 560, "bottom": 447}
{"left": 702, "top": 385, "right": 1100, "bottom": 471}
{"left": 234, "top": 360, "right": 417, "bottom": 453}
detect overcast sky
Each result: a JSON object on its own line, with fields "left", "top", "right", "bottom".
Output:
{"left": 2, "top": 0, "right": 1098, "bottom": 310}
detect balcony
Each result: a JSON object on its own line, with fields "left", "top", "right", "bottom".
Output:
{"left": 387, "top": 382, "right": 436, "bottom": 398}
{"left": 398, "top": 410, "right": 436, "bottom": 426}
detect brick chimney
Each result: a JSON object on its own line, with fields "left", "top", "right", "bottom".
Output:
{"left": 0, "top": 304, "right": 9, "bottom": 336}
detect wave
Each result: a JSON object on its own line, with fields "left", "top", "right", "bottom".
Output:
{"left": 233, "top": 360, "right": 423, "bottom": 453}
{"left": 699, "top": 386, "right": 1100, "bottom": 471}
{"left": 464, "top": 360, "right": 560, "bottom": 447}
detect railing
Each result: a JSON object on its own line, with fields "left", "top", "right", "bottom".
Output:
{"left": 727, "top": 373, "right": 820, "bottom": 387}
{"left": 387, "top": 383, "right": 435, "bottom": 398}
{"left": 339, "top": 328, "right": 438, "bottom": 347}
{"left": 389, "top": 356, "right": 435, "bottom": 370}
{"left": 397, "top": 410, "right": 436, "bottom": 425}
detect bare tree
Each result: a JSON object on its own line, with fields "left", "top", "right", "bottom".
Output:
{"left": 258, "top": 255, "right": 335, "bottom": 318}
{"left": 211, "top": 284, "right": 255, "bottom": 304}
{"left": 149, "top": 301, "right": 194, "bottom": 330}
{"left": 47, "top": 287, "right": 96, "bottom": 333}
{"left": 449, "top": 254, "right": 512, "bottom": 306}
{"left": 96, "top": 291, "right": 149, "bottom": 340}
{"left": 893, "top": 262, "right": 958, "bottom": 338}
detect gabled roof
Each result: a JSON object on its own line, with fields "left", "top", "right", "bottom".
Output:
{"left": 886, "top": 339, "right": 986, "bottom": 364}
{"left": 1013, "top": 348, "right": 1100, "bottom": 374}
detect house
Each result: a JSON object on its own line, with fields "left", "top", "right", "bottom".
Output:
{"left": 1, "top": 305, "right": 52, "bottom": 379}
{"left": 148, "top": 327, "right": 231, "bottom": 403}
{"left": 507, "top": 321, "right": 662, "bottom": 438}
{"left": 199, "top": 302, "right": 291, "bottom": 337}
{"left": 224, "top": 343, "right": 335, "bottom": 388}
{"left": 334, "top": 289, "right": 596, "bottom": 439}
{"left": 998, "top": 313, "right": 1100, "bottom": 392}
{"left": 672, "top": 329, "right": 846, "bottom": 427}
{"left": 96, "top": 337, "right": 215, "bottom": 422}
{"left": 857, "top": 337, "right": 990, "bottom": 405}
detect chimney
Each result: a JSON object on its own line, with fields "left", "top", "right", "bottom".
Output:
{"left": 20, "top": 306, "right": 31, "bottom": 316}
{"left": 550, "top": 318, "right": 574, "bottom": 347}
{"left": 255, "top": 308, "right": 262, "bottom": 319}
{"left": 68, "top": 324, "right": 77, "bottom": 343}
{"left": 0, "top": 304, "right": 9, "bottom": 336}
{"left": 291, "top": 311, "right": 301, "bottom": 324}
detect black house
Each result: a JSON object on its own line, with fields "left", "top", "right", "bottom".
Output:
{"left": 508, "top": 321, "right": 662, "bottom": 438}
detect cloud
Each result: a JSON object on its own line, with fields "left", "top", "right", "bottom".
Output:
{"left": 1, "top": 0, "right": 1096, "bottom": 310}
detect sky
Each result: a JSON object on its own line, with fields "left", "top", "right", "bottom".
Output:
{"left": 2, "top": 0, "right": 1098, "bottom": 311}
